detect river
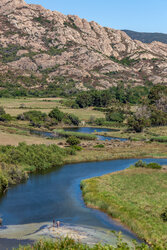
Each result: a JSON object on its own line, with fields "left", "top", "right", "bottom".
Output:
{"left": 30, "top": 126, "right": 127, "bottom": 141}
{"left": 0, "top": 158, "right": 167, "bottom": 249}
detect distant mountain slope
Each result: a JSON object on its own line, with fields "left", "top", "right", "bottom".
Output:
{"left": 123, "top": 30, "right": 167, "bottom": 44}
{"left": 0, "top": 0, "right": 167, "bottom": 95}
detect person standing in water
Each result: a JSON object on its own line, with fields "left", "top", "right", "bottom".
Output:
{"left": 52, "top": 219, "right": 55, "bottom": 230}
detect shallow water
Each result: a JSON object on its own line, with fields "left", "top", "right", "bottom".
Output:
{"left": 0, "top": 158, "right": 167, "bottom": 244}
{"left": 64, "top": 126, "right": 127, "bottom": 141}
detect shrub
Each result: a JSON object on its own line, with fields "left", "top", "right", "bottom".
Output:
{"left": 66, "top": 136, "right": 80, "bottom": 146}
{"left": 67, "top": 114, "right": 80, "bottom": 126}
{"left": 0, "top": 106, "right": 5, "bottom": 116}
{"left": 72, "top": 145, "right": 83, "bottom": 151}
{"left": 0, "top": 174, "right": 8, "bottom": 193}
{"left": 106, "top": 111, "right": 124, "bottom": 123}
{"left": 95, "top": 118, "right": 106, "bottom": 126}
{"left": 0, "top": 113, "right": 12, "bottom": 122}
{"left": 71, "top": 103, "right": 79, "bottom": 109}
{"left": 94, "top": 144, "right": 105, "bottom": 148}
{"left": 147, "top": 163, "right": 161, "bottom": 169}
{"left": 0, "top": 143, "right": 70, "bottom": 171}
{"left": 49, "top": 107, "right": 64, "bottom": 121}
{"left": 18, "top": 110, "right": 47, "bottom": 121}
{"left": 17, "top": 110, "right": 47, "bottom": 127}
{"left": 134, "top": 160, "right": 147, "bottom": 168}
{"left": 134, "top": 160, "right": 161, "bottom": 169}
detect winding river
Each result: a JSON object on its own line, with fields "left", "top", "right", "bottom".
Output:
{"left": 30, "top": 126, "right": 127, "bottom": 141}
{"left": 0, "top": 127, "right": 166, "bottom": 249}
{"left": 0, "top": 158, "right": 167, "bottom": 249}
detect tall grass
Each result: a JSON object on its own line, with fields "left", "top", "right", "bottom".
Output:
{"left": 16, "top": 237, "right": 149, "bottom": 249}
{"left": 81, "top": 169, "right": 167, "bottom": 248}
{"left": 54, "top": 129, "right": 96, "bottom": 140}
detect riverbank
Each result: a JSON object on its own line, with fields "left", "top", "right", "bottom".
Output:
{"left": 0, "top": 138, "right": 166, "bottom": 193}
{"left": 93, "top": 125, "right": 167, "bottom": 141}
{"left": 0, "top": 222, "right": 130, "bottom": 249}
{"left": 81, "top": 167, "right": 167, "bottom": 248}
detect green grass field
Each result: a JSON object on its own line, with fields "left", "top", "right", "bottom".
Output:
{"left": 81, "top": 168, "right": 167, "bottom": 248}
{"left": 0, "top": 97, "right": 105, "bottom": 121}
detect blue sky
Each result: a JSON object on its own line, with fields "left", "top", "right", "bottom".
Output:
{"left": 26, "top": 0, "right": 167, "bottom": 33}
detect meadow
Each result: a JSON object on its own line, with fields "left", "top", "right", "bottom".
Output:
{"left": 0, "top": 97, "right": 105, "bottom": 121}
{"left": 81, "top": 168, "right": 167, "bottom": 248}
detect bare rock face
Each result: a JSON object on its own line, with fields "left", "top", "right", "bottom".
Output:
{"left": 0, "top": 0, "right": 27, "bottom": 14}
{"left": 0, "top": 0, "right": 167, "bottom": 91}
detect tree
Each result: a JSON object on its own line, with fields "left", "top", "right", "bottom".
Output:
{"left": 49, "top": 107, "right": 64, "bottom": 121}
{"left": 148, "top": 85, "right": 167, "bottom": 104}
{"left": 106, "top": 111, "right": 124, "bottom": 123}
{"left": 127, "top": 116, "right": 150, "bottom": 133}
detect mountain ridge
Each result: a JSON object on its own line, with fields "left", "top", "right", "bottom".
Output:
{"left": 123, "top": 30, "right": 167, "bottom": 44}
{"left": 0, "top": 0, "right": 167, "bottom": 94}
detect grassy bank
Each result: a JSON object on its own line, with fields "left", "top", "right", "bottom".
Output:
{"left": 65, "top": 141, "right": 167, "bottom": 164}
{"left": 0, "top": 138, "right": 167, "bottom": 193}
{"left": 15, "top": 237, "right": 149, "bottom": 250}
{"left": 81, "top": 168, "right": 167, "bottom": 248}
{"left": 94, "top": 126, "right": 167, "bottom": 142}
{"left": 54, "top": 129, "right": 97, "bottom": 140}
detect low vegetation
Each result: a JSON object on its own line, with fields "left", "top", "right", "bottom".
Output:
{"left": 17, "top": 107, "right": 80, "bottom": 128}
{"left": 15, "top": 237, "right": 149, "bottom": 250}
{"left": 0, "top": 143, "right": 75, "bottom": 193}
{"left": 81, "top": 168, "right": 167, "bottom": 248}
{"left": 66, "top": 136, "right": 81, "bottom": 146}
{"left": 54, "top": 129, "right": 97, "bottom": 140}
{"left": 132, "top": 160, "right": 162, "bottom": 169}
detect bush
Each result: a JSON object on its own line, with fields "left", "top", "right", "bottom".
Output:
{"left": 127, "top": 116, "right": 150, "bottom": 133}
{"left": 0, "top": 106, "right": 5, "bottom": 116}
{"left": 106, "top": 111, "right": 124, "bottom": 123}
{"left": 17, "top": 110, "right": 47, "bottom": 127}
{"left": 94, "top": 144, "right": 105, "bottom": 148}
{"left": 0, "top": 174, "right": 8, "bottom": 193}
{"left": 134, "top": 160, "right": 161, "bottom": 169}
{"left": 147, "top": 163, "right": 161, "bottom": 169}
{"left": 67, "top": 114, "right": 80, "bottom": 126}
{"left": 134, "top": 160, "right": 147, "bottom": 168}
{"left": 0, "top": 113, "right": 12, "bottom": 122}
{"left": 0, "top": 107, "right": 12, "bottom": 122}
{"left": 0, "top": 143, "right": 70, "bottom": 171}
{"left": 49, "top": 107, "right": 64, "bottom": 121}
{"left": 66, "top": 136, "right": 80, "bottom": 146}
{"left": 95, "top": 118, "right": 106, "bottom": 126}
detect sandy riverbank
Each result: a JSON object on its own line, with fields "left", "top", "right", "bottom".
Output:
{"left": 0, "top": 222, "right": 134, "bottom": 249}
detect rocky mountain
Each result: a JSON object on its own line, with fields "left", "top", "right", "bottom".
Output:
{"left": 123, "top": 30, "right": 167, "bottom": 44}
{"left": 0, "top": 0, "right": 167, "bottom": 94}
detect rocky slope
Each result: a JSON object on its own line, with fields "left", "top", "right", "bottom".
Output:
{"left": 0, "top": 0, "right": 167, "bottom": 92}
